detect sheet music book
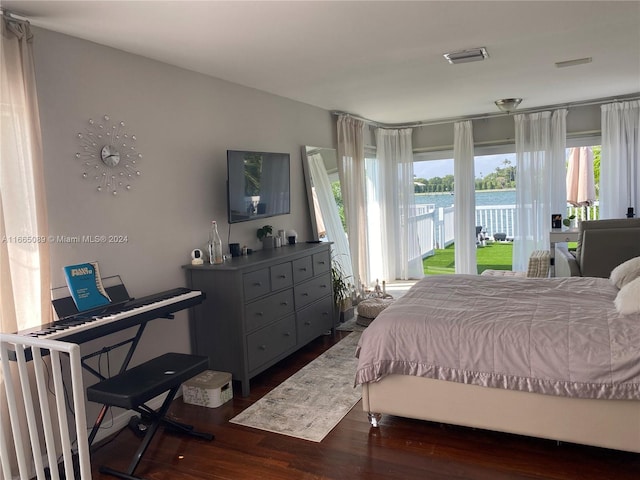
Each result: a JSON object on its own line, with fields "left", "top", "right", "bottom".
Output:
{"left": 63, "top": 261, "right": 111, "bottom": 312}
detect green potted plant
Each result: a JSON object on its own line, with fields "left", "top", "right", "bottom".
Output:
{"left": 331, "top": 260, "right": 353, "bottom": 322}
{"left": 563, "top": 214, "right": 577, "bottom": 228}
{"left": 257, "top": 225, "right": 274, "bottom": 249}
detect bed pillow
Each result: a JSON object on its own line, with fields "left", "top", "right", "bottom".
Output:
{"left": 614, "top": 276, "right": 640, "bottom": 315}
{"left": 610, "top": 256, "right": 640, "bottom": 289}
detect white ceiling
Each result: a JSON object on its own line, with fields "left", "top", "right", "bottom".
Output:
{"left": 4, "top": 1, "right": 640, "bottom": 124}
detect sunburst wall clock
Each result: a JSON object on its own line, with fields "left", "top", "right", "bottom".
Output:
{"left": 75, "top": 115, "right": 142, "bottom": 195}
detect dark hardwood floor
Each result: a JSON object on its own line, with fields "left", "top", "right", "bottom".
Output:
{"left": 90, "top": 331, "right": 640, "bottom": 479}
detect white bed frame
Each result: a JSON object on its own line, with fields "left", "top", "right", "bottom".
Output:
{"left": 362, "top": 374, "right": 640, "bottom": 453}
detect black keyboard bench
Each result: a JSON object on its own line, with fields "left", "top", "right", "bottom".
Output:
{"left": 87, "top": 353, "right": 213, "bottom": 479}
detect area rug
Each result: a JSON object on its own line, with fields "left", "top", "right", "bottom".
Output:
{"left": 230, "top": 331, "right": 362, "bottom": 442}
{"left": 336, "top": 317, "right": 365, "bottom": 332}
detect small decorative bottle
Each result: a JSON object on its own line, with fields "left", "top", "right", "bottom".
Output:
{"left": 208, "top": 221, "right": 223, "bottom": 265}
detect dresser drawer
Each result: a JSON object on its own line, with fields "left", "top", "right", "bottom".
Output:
{"left": 247, "top": 315, "right": 296, "bottom": 372}
{"left": 294, "top": 273, "right": 332, "bottom": 308}
{"left": 270, "top": 262, "right": 293, "bottom": 291}
{"left": 244, "top": 289, "right": 294, "bottom": 332}
{"left": 312, "top": 250, "right": 331, "bottom": 275}
{"left": 243, "top": 268, "right": 270, "bottom": 301}
{"left": 292, "top": 256, "right": 313, "bottom": 283}
{"left": 296, "top": 296, "right": 334, "bottom": 345}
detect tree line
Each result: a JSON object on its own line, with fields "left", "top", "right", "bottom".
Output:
{"left": 413, "top": 148, "right": 601, "bottom": 195}
{"left": 414, "top": 160, "right": 516, "bottom": 193}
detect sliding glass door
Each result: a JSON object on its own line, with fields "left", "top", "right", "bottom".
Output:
{"left": 414, "top": 151, "right": 518, "bottom": 274}
{"left": 413, "top": 157, "right": 456, "bottom": 274}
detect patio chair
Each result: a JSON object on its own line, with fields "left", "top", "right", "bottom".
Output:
{"left": 476, "top": 226, "right": 486, "bottom": 246}
{"left": 481, "top": 250, "right": 550, "bottom": 278}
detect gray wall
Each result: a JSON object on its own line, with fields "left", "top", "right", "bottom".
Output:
{"left": 32, "top": 27, "right": 334, "bottom": 388}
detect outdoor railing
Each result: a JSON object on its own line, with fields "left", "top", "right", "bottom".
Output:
{"left": 476, "top": 205, "right": 516, "bottom": 239}
{"left": 409, "top": 202, "right": 600, "bottom": 262}
{"left": 408, "top": 206, "right": 436, "bottom": 261}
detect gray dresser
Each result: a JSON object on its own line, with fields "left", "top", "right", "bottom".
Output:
{"left": 183, "top": 242, "right": 334, "bottom": 396}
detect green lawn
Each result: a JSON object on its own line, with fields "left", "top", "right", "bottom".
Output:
{"left": 423, "top": 242, "right": 513, "bottom": 275}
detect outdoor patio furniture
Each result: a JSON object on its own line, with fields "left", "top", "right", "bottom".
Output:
{"left": 481, "top": 250, "right": 550, "bottom": 278}
{"left": 493, "top": 233, "right": 507, "bottom": 241}
{"left": 476, "top": 226, "right": 488, "bottom": 246}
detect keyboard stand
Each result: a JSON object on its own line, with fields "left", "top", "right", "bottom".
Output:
{"left": 87, "top": 353, "right": 213, "bottom": 479}
{"left": 86, "top": 320, "right": 148, "bottom": 446}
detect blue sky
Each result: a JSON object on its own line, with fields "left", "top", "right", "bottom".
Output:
{"left": 414, "top": 153, "right": 517, "bottom": 180}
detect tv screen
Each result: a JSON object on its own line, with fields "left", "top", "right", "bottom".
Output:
{"left": 227, "top": 150, "right": 291, "bottom": 224}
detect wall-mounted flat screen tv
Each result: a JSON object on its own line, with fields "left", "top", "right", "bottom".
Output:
{"left": 227, "top": 150, "right": 291, "bottom": 224}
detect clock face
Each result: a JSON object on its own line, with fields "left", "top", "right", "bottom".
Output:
{"left": 75, "top": 115, "right": 142, "bottom": 195}
{"left": 100, "top": 145, "right": 121, "bottom": 167}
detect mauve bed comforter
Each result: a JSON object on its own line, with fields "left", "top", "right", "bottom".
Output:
{"left": 355, "top": 275, "right": 640, "bottom": 400}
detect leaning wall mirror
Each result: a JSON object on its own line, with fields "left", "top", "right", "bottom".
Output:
{"left": 301, "top": 146, "right": 354, "bottom": 282}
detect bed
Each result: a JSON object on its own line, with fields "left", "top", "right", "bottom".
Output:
{"left": 355, "top": 275, "right": 640, "bottom": 453}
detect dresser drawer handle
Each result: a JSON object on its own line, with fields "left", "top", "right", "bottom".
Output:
{"left": 280, "top": 302, "right": 288, "bottom": 306}
{"left": 253, "top": 282, "right": 262, "bottom": 287}
{"left": 318, "top": 260, "right": 326, "bottom": 265}
{"left": 259, "top": 345, "right": 267, "bottom": 350}
{"left": 299, "top": 267, "right": 307, "bottom": 272}
{"left": 302, "top": 292, "right": 309, "bottom": 297}
{"left": 278, "top": 274, "right": 287, "bottom": 279}
{"left": 322, "top": 312, "right": 329, "bottom": 316}
{"left": 256, "top": 312, "right": 263, "bottom": 316}
{"left": 284, "top": 332, "right": 291, "bottom": 337}
{"left": 304, "top": 321, "right": 311, "bottom": 326}
{"left": 320, "top": 284, "right": 327, "bottom": 288}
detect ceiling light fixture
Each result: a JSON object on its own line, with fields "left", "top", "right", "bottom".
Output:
{"left": 443, "top": 47, "right": 489, "bottom": 64}
{"left": 494, "top": 98, "right": 523, "bottom": 113}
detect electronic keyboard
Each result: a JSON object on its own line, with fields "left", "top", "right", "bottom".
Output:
{"left": 16, "top": 288, "right": 204, "bottom": 344}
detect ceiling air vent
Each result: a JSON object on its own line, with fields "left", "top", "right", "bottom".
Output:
{"left": 555, "top": 57, "right": 592, "bottom": 68}
{"left": 443, "top": 47, "right": 489, "bottom": 64}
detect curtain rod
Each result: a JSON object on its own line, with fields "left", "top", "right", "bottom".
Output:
{"left": 0, "top": 8, "right": 30, "bottom": 23}
{"left": 332, "top": 93, "right": 640, "bottom": 129}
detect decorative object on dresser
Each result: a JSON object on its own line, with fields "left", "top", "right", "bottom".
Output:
{"left": 184, "top": 242, "right": 334, "bottom": 396}
{"left": 257, "top": 224, "right": 274, "bottom": 249}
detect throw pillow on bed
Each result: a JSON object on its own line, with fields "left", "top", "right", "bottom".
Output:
{"left": 610, "top": 256, "right": 640, "bottom": 289}
{"left": 614, "top": 276, "right": 640, "bottom": 315}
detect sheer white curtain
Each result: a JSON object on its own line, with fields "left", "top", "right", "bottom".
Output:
{"left": 513, "top": 110, "right": 567, "bottom": 271}
{"left": 307, "top": 153, "right": 354, "bottom": 283}
{"left": 373, "top": 128, "right": 422, "bottom": 281}
{"left": 1, "top": 16, "right": 50, "bottom": 334}
{"left": 600, "top": 100, "right": 640, "bottom": 219}
{"left": 453, "top": 121, "right": 477, "bottom": 274}
{"left": 337, "top": 115, "right": 368, "bottom": 287}
{"left": 1, "top": 14, "right": 52, "bottom": 478}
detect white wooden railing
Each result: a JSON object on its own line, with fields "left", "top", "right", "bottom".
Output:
{"left": 476, "top": 205, "right": 516, "bottom": 239}
{"left": 408, "top": 202, "right": 599, "bottom": 263}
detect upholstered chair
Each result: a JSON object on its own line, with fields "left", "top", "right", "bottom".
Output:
{"left": 555, "top": 218, "right": 640, "bottom": 278}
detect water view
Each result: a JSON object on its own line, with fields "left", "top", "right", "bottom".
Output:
{"left": 415, "top": 189, "right": 515, "bottom": 209}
